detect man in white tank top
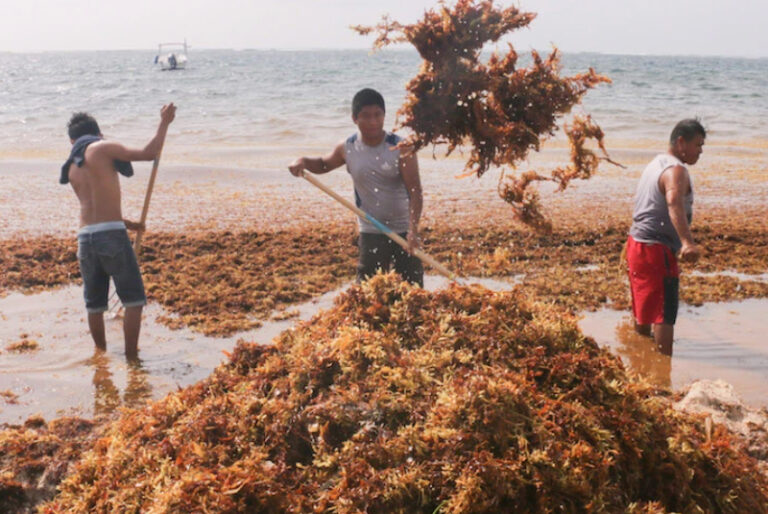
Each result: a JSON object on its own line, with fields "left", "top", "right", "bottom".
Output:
{"left": 626, "top": 119, "right": 705, "bottom": 356}
{"left": 288, "top": 88, "right": 424, "bottom": 286}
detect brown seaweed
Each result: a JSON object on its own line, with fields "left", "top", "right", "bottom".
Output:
{"left": 1, "top": 215, "right": 767, "bottom": 336}
{"left": 39, "top": 275, "right": 768, "bottom": 512}
{"left": 353, "top": 0, "right": 617, "bottom": 230}
{"left": 0, "top": 417, "right": 97, "bottom": 513}
{"left": 4, "top": 338, "right": 39, "bottom": 353}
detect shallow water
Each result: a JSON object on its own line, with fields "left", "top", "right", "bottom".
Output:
{"left": 0, "top": 275, "right": 515, "bottom": 424}
{"left": 0, "top": 286, "right": 244, "bottom": 424}
{"left": 579, "top": 299, "right": 768, "bottom": 408}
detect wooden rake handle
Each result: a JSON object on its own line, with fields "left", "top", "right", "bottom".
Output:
{"left": 301, "top": 172, "right": 457, "bottom": 281}
{"left": 132, "top": 154, "right": 163, "bottom": 258}
{"left": 108, "top": 148, "right": 164, "bottom": 313}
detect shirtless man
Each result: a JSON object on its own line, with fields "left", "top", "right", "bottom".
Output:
{"left": 62, "top": 104, "right": 176, "bottom": 360}
{"left": 288, "top": 88, "right": 424, "bottom": 286}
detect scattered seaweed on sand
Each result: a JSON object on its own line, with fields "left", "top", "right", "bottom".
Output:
{"left": 0, "top": 238, "right": 77, "bottom": 295}
{"left": 270, "top": 308, "right": 301, "bottom": 322}
{"left": 0, "top": 227, "right": 359, "bottom": 337}
{"left": 139, "top": 229, "right": 358, "bottom": 335}
{"left": 353, "top": 0, "right": 617, "bottom": 230}
{"left": 41, "top": 275, "right": 767, "bottom": 512}
{"left": 424, "top": 216, "right": 768, "bottom": 313}
{"left": 5, "top": 338, "right": 39, "bottom": 353}
{"left": 0, "top": 390, "right": 19, "bottom": 404}
{"left": 0, "top": 215, "right": 766, "bottom": 336}
{"left": 0, "top": 417, "right": 97, "bottom": 513}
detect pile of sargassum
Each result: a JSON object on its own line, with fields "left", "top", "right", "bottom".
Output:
{"left": 35, "top": 274, "right": 766, "bottom": 513}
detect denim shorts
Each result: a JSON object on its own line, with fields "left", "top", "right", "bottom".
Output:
{"left": 77, "top": 228, "right": 147, "bottom": 313}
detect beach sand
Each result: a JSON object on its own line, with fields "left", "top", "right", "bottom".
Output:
{"left": 1, "top": 142, "right": 766, "bottom": 239}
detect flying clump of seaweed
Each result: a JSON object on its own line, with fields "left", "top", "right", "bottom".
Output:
{"left": 353, "top": 0, "right": 618, "bottom": 231}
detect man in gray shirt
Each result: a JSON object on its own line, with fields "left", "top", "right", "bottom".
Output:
{"left": 626, "top": 119, "right": 705, "bottom": 355}
{"left": 288, "top": 88, "right": 424, "bottom": 286}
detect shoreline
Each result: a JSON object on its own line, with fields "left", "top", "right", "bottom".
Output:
{"left": 2, "top": 134, "right": 767, "bottom": 164}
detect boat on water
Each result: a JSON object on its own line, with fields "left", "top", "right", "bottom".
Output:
{"left": 155, "top": 40, "right": 188, "bottom": 71}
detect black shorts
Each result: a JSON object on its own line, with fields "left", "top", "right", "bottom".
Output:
{"left": 357, "top": 232, "right": 423, "bottom": 287}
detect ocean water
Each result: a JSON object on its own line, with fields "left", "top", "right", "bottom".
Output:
{"left": 0, "top": 49, "right": 766, "bottom": 165}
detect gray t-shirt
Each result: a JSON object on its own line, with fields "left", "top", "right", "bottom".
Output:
{"left": 629, "top": 153, "right": 694, "bottom": 253}
{"left": 344, "top": 132, "right": 410, "bottom": 234}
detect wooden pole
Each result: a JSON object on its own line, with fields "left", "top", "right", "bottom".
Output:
{"left": 108, "top": 151, "right": 164, "bottom": 313}
{"left": 301, "top": 172, "right": 457, "bottom": 281}
{"left": 132, "top": 154, "right": 162, "bottom": 258}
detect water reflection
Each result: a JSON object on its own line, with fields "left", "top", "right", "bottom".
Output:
{"left": 612, "top": 319, "right": 672, "bottom": 388}
{"left": 124, "top": 360, "right": 152, "bottom": 409}
{"left": 579, "top": 299, "right": 768, "bottom": 409}
{"left": 87, "top": 350, "right": 152, "bottom": 416}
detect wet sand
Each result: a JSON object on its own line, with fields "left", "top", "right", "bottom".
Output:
{"left": 1, "top": 142, "right": 766, "bottom": 239}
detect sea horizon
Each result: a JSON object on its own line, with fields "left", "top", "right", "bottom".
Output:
{"left": 3, "top": 47, "right": 768, "bottom": 60}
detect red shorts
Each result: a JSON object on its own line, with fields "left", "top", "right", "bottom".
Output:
{"left": 626, "top": 235, "right": 680, "bottom": 325}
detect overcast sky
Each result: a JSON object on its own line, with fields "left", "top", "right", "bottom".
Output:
{"left": 1, "top": 0, "right": 766, "bottom": 57}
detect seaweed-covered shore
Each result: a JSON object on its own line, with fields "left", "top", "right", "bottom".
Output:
{"left": 2, "top": 263, "right": 767, "bottom": 511}
{"left": 17, "top": 275, "right": 763, "bottom": 512}
{"left": 2, "top": 214, "right": 766, "bottom": 337}
{"left": 1, "top": 204, "right": 766, "bottom": 512}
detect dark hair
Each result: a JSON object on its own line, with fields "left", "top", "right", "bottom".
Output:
{"left": 352, "top": 88, "right": 385, "bottom": 118}
{"left": 67, "top": 112, "right": 101, "bottom": 140}
{"left": 670, "top": 118, "right": 706, "bottom": 145}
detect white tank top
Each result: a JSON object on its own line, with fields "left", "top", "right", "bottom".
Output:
{"left": 629, "top": 153, "right": 694, "bottom": 253}
{"left": 344, "top": 132, "right": 410, "bottom": 234}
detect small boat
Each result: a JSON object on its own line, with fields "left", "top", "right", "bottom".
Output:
{"left": 155, "top": 40, "right": 188, "bottom": 71}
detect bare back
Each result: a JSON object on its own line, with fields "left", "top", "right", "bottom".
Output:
{"left": 68, "top": 142, "right": 124, "bottom": 227}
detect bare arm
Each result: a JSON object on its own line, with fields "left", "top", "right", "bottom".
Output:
{"left": 123, "top": 219, "right": 145, "bottom": 231}
{"left": 288, "top": 142, "right": 345, "bottom": 176}
{"left": 398, "top": 146, "right": 423, "bottom": 252}
{"left": 660, "top": 164, "right": 700, "bottom": 262}
{"left": 103, "top": 103, "right": 176, "bottom": 162}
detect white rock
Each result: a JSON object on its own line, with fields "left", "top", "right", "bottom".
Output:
{"left": 675, "top": 379, "right": 768, "bottom": 469}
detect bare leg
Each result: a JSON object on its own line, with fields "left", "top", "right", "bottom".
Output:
{"left": 87, "top": 312, "right": 107, "bottom": 351}
{"left": 634, "top": 322, "right": 652, "bottom": 337}
{"left": 653, "top": 323, "right": 674, "bottom": 356}
{"left": 123, "top": 306, "right": 143, "bottom": 362}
